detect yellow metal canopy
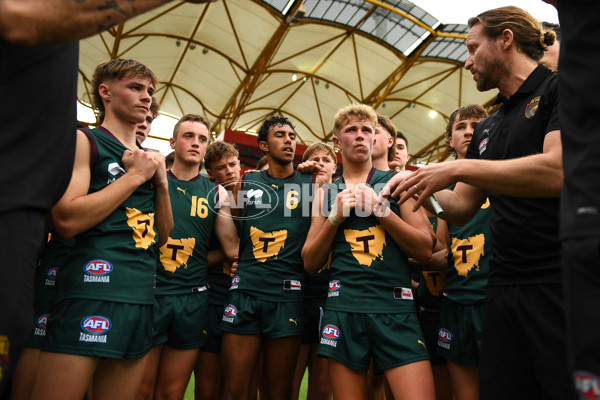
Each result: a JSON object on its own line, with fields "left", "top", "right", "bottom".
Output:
{"left": 77, "top": 0, "right": 497, "bottom": 165}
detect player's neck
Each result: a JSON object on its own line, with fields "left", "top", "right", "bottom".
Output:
{"left": 342, "top": 159, "right": 373, "bottom": 185}
{"left": 267, "top": 160, "right": 294, "bottom": 178}
{"left": 171, "top": 160, "right": 201, "bottom": 181}
{"left": 101, "top": 116, "right": 137, "bottom": 149}
{"left": 372, "top": 156, "right": 389, "bottom": 171}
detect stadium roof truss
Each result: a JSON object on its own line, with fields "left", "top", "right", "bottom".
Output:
{"left": 78, "top": 0, "right": 498, "bottom": 164}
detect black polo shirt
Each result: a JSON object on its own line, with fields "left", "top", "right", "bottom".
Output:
{"left": 558, "top": 1, "right": 600, "bottom": 240}
{"left": 466, "top": 65, "right": 560, "bottom": 286}
{"left": 0, "top": 39, "right": 78, "bottom": 214}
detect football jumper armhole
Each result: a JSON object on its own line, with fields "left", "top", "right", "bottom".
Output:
{"left": 81, "top": 128, "right": 99, "bottom": 168}
{"left": 214, "top": 182, "right": 220, "bottom": 204}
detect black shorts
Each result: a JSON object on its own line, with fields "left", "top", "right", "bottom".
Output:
{"left": 562, "top": 236, "right": 600, "bottom": 397}
{"left": 417, "top": 309, "right": 446, "bottom": 366}
{"left": 0, "top": 210, "right": 44, "bottom": 394}
{"left": 301, "top": 306, "right": 324, "bottom": 345}
{"left": 479, "top": 284, "right": 577, "bottom": 400}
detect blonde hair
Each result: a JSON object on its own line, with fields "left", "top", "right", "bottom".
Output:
{"left": 332, "top": 104, "right": 377, "bottom": 136}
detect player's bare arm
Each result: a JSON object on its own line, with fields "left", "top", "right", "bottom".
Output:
{"left": 214, "top": 184, "right": 239, "bottom": 262}
{"left": 149, "top": 151, "right": 173, "bottom": 247}
{"left": 302, "top": 186, "right": 353, "bottom": 274}
{"left": 383, "top": 130, "right": 562, "bottom": 211}
{"left": 409, "top": 218, "right": 449, "bottom": 272}
{"left": 0, "top": 0, "right": 216, "bottom": 45}
{"left": 52, "top": 129, "right": 159, "bottom": 238}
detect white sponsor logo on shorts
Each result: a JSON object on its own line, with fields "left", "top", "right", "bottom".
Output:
{"left": 79, "top": 332, "right": 108, "bottom": 343}
{"left": 84, "top": 275, "right": 110, "bottom": 283}
{"left": 320, "top": 338, "right": 337, "bottom": 347}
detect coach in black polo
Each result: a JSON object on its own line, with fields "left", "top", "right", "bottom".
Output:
{"left": 381, "top": 6, "right": 576, "bottom": 400}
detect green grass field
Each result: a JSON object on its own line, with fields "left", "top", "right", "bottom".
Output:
{"left": 183, "top": 370, "right": 309, "bottom": 399}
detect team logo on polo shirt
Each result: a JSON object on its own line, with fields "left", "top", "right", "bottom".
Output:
{"left": 320, "top": 324, "right": 341, "bottom": 347}
{"left": 525, "top": 96, "right": 540, "bottom": 119}
{"left": 575, "top": 371, "right": 600, "bottom": 398}
{"left": 79, "top": 316, "right": 111, "bottom": 343}
{"left": 83, "top": 260, "right": 112, "bottom": 283}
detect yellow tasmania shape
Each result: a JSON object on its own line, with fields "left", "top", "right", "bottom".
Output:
{"left": 451, "top": 234, "right": 486, "bottom": 277}
{"left": 343, "top": 225, "right": 386, "bottom": 267}
{"left": 250, "top": 226, "right": 287, "bottom": 262}
{"left": 159, "top": 237, "right": 196, "bottom": 273}
{"left": 125, "top": 207, "right": 155, "bottom": 249}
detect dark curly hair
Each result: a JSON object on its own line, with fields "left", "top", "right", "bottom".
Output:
{"left": 257, "top": 115, "right": 295, "bottom": 144}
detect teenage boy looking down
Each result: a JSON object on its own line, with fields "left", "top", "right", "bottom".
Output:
{"left": 32, "top": 58, "right": 173, "bottom": 400}
{"left": 303, "top": 104, "right": 435, "bottom": 400}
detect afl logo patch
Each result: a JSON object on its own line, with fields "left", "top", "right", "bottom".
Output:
{"left": 83, "top": 260, "right": 113, "bottom": 275}
{"left": 81, "top": 316, "right": 112, "bottom": 334}
{"left": 224, "top": 304, "right": 238, "bottom": 317}
{"left": 46, "top": 267, "right": 58, "bottom": 279}
{"left": 36, "top": 314, "right": 50, "bottom": 329}
{"left": 231, "top": 275, "right": 240, "bottom": 285}
{"left": 322, "top": 324, "right": 341, "bottom": 339}
{"left": 575, "top": 371, "right": 600, "bottom": 399}
{"left": 438, "top": 328, "right": 453, "bottom": 342}
{"left": 328, "top": 280, "right": 341, "bottom": 292}
{"left": 525, "top": 96, "right": 540, "bottom": 119}
{"left": 478, "top": 138, "right": 489, "bottom": 155}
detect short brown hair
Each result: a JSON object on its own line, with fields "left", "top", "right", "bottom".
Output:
{"left": 92, "top": 58, "right": 158, "bottom": 123}
{"left": 376, "top": 114, "right": 398, "bottom": 162}
{"left": 150, "top": 97, "right": 160, "bottom": 120}
{"left": 204, "top": 141, "right": 239, "bottom": 170}
{"left": 165, "top": 151, "right": 175, "bottom": 170}
{"left": 468, "top": 6, "right": 555, "bottom": 61}
{"left": 332, "top": 104, "right": 377, "bottom": 136}
{"left": 302, "top": 142, "right": 337, "bottom": 165}
{"left": 445, "top": 104, "right": 488, "bottom": 158}
{"left": 173, "top": 114, "right": 210, "bottom": 139}
{"left": 256, "top": 155, "right": 269, "bottom": 170}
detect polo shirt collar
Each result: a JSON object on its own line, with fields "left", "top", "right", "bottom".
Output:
{"left": 492, "top": 64, "right": 552, "bottom": 106}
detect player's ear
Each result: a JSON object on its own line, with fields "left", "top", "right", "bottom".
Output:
{"left": 258, "top": 141, "right": 269, "bottom": 153}
{"left": 332, "top": 136, "right": 340, "bottom": 150}
{"left": 98, "top": 83, "right": 110, "bottom": 101}
{"left": 169, "top": 137, "right": 176, "bottom": 149}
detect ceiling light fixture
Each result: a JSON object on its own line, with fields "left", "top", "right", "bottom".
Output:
{"left": 292, "top": 74, "right": 297, "bottom": 81}
{"left": 429, "top": 110, "right": 438, "bottom": 119}
{"left": 282, "top": 0, "right": 295, "bottom": 15}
